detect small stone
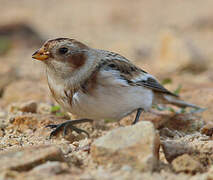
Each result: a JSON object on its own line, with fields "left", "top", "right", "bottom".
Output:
{"left": 30, "top": 161, "right": 69, "bottom": 175}
{"left": 201, "top": 122, "right": 213, "bottom": 137}
{"left": 19, "top": 101, "right": 37, "bottom": 113}
{"left": 161, "top": 140, "right": 192, "bottom": 163}
{"left": 160, "top": 113, "right": 204, "bottom": 135}
{"left": 161, "top": 135, "right": 213, "bottom": 168}
{"left": 91, "top": 121, "right": 160, "bottom": 171}
{"left": 172, "top": 154, "right": 204, "bottom": 174}
{"left": 0, "top": 145, "right": 65, "bottom": 172}
{"left": 8, "top": 101, "right": 37, "bottom": 114}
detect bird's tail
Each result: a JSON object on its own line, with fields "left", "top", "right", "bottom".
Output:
{"left": 163, "top": 94, "right": 206, "bottom": 111}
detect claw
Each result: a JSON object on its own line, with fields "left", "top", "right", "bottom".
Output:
{"left": 70, "top": 125, "right": 90, "bottom": 137}
{"left": 46, "top": 119, "right": 93, "bottom": 139}
{"left": 62, "top": 123, "right": 70, "bottom": 136}
{"left": 49, "top": 129, "right": 57, "bottom": 139}
{"left": 48, "top": 123, "right": 64, "bottom": 139}
{"left": 45, "top": 124, "right": 58, "bottom": 129}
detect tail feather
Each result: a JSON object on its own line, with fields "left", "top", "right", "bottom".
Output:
{"left": 164, "top": 94, "right": 204, "bottom": 110}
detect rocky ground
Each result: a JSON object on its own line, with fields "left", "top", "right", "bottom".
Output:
{"left": 0, "top": 0, "right": 213, "bottom": 179}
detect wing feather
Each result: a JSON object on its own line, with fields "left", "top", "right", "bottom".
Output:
{"left": 98, "top": 52, "right": 178, "bottom": 97}
{"left": 135, "top": 76, "right": 178, "bottom": 97}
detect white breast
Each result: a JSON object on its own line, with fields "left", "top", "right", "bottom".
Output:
{"left": 47, "top": 74, "right": 72, "bottom": 111}
{"left": 70, "top": 70, "right": 154, "bottom": 121}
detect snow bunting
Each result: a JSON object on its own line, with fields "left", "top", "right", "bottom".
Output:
{"left": 32, "top": 38, "right": 201, "bottom": 138}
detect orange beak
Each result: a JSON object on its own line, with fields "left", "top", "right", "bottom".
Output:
{"left": 32, "top": 48, "right": 50, "bottom": 61}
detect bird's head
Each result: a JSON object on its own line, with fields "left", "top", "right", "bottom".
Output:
{"left": 32, "top": 38, "right": 90, "bottom": 70}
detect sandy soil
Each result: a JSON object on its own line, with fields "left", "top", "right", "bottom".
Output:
{"left": 0, "top": 0, "right": 213, "bottom": 179}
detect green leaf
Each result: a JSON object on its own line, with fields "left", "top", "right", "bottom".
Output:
{"left": 168, "top": 107, "right": 175, "bottom": 113}
{"left": 0, "top": 36, "right": 11, "bottom": 55}
{"left": 173, "top": 84, "right": 182, "bottom": 95}
{"left": 153, "top": 104, "right": 167, "bottom": 111}
{"left": 56, "top": 112, "right": 65, "bottom": 117}
{"left": 51, "top": 105, "right": 61, "bottom": 113}
{"left": 179, "top": 108, "right": 186, "bottom": 114}
{"left": 153, "top": 105, "right": 176, "bottom": 113}
{"left": 104, "top": 118, "right": 115, "bottom": 123}
{"left": 161, "top": 78, "right": 172, "bottom": 85}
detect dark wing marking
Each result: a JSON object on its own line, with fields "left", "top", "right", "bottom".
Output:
{"left": 135, "top": 77, "right": 178, "bottom": 97}
{"left": 99, "top": 53, "right": 178, "bottom": 97}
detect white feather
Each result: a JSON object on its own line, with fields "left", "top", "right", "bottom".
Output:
{"left": 131, "top": 72, "right": 155, "bottom": 83}
{"left": 70, "top": 69, "right": 154, "bottom": 121}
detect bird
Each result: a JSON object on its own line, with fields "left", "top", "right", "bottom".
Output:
{"left": 32, "top": 38, "right": 202, "bottom": 138}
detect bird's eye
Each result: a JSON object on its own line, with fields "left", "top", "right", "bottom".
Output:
{"left": 58, "top": 47, "right": 68, "bottom": 54}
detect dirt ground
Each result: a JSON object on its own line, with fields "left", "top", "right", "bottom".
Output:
{"left": 0, "top": 0, "right": 213, "bottom": 179}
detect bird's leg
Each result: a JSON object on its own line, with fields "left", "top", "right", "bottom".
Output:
{"left": 132, "top": 108, "right": 143, "bottom": 124}
{"left": 46, "top": 119, "right": 93, "bottom": 139}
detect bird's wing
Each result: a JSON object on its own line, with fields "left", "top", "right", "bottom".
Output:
{"left": 98, "top": 52, "right": 178, "bottom": 97}
{"left": 132, "top": 73, "right": 178, "bottom": 97}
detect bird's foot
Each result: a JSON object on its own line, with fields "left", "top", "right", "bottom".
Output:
{"left": 46, "top": 119, "right": 93, "bottom": 139}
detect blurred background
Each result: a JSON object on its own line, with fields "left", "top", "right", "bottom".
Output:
{"left": 0, "top": 2, "right": 213, "bottom": 178}
{"left": 0, "top": 0, "right": 212, "bottom": 116}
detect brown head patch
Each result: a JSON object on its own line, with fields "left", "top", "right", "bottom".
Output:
{"left": 67, "top": 52, "right": 87, "bottom": 69}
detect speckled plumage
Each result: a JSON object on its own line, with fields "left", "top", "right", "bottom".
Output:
{"left": 33, "top": 38, "right": 200, "bottom": 122}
